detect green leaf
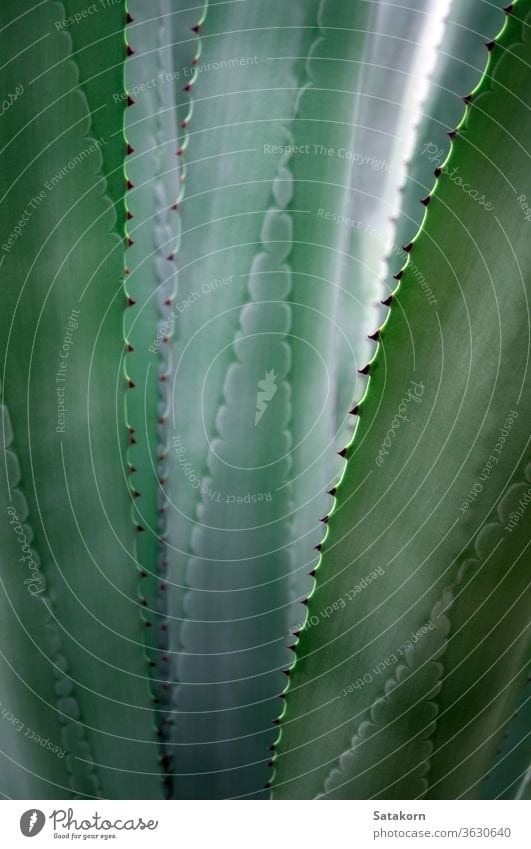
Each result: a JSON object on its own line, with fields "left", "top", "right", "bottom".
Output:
{"left": 166, "top": 0, "right": 309, "bottom": 800}
{"left": 0, "top": 0, "right": 162, "bottom": 798}
{"left": 273, "top": 0, "right": 531, "bottom": 800}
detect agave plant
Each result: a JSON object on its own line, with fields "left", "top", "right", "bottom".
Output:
{"left": 0, "top": 0, "right": 528, "bottom": 801}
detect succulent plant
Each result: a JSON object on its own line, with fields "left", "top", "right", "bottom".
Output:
{"left": 0, "top": 0, "right": 528, "bottom": 801}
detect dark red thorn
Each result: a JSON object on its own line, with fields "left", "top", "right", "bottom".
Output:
{"left": 124, "top": 267, "right": 130, "bottom": 275}
{"left": 328, "top": 487, "right": 336, "bottom": 496}
{"left": 320, "top": 516, "right": 329, "bottom": 524}
{"left": 183, "top": 84, "right": 192, "bottom": 93}
{"left": 315, "top": 543, "right": 322, "bottom": 551}
{"left": 164, "top": 299, "right": 172, "bottom": 307}
{"left": 172, "top": 203, "right": 179, "bottom": 210}
{"left": 273, "top": 718, "right": 280, "bottom": 725}
{"left": 145, "top": 621, "right": 152, "bottom": 628}
{"left": 126, "top": 12, "right": 134, "bottom": 24}
{"left": 394, "top": 269, "right": 403, "bottom": 280}
{"left": 309, "top": 569, "right": 317, "bottom": 577}
{"left": 420, "top": 195, "right": 431, "bottom": 206}
{"left": 128, "top": 378, "right": 135, "bottom": 388}
{"left": 162, "top": 655, "right": 168, "bottom": 662}
{"left": 136, "top": 525, "right": 144, "bottom": 533}
{"left": 167, "top": 253, "right": 175, "bottom": 261}
{"left": 269, "top": 745, "right": 276, "bottom": 751}
{"left": 191, "top": 24, "right": 201, "bottom": 33}
{"left": 139, "top": 570, "right": 147, "bottom": 577}
{"left": 129, "top": 466, "right": 137, "bottom": 474}
{"left": 503, "top": 3, "right": 514, "bottom": 12}
{"left": 279, "top": 693, "right": 286, "bottom": 699}
{"left": 434, "top": 166, "right": 442, "bottom": 178}
{"left": 127, "top": 343, "right": 134, "bottom": 352}
{"left": 127, "top": 45, "right": 135, "bottom": 56}
{"left": 181, "top": 121, "right": 188, "bottom": 129}
{"left": 161, "top": 623, "right": 167, "bottom": 631}
{"left": 463, "top": 93, "right": 473, "bottom": 104}
{"left": 177, "top": 147, "right": 184, "bottom": 157}
{"left": 126, "top": 210, "right": 133, "bottom": 221}
{"left": 264, "top": 783, "right": 271, "bottom": 790}
{"left": 349, "top": 404, "right": 359, "bottom": 416}
{"left": 368, "top": 330, "right": 380, "bottom": 341}
{"left": 162, "top": 336, "right": 169, "bottom": 344}
{"left": 485, "top": 40, "right": 496, "bottom": 51}
{"left": 403, "top": 242, "right": 413, "bottom": 253}
{"left": 127, "top": 143, "right": 135, "bottom": 155}
{"left": 132, "top": 490, "right": 141, "bottom": 499}
{"left": 301, "top": 598, "right": 309, "bottom": 606}
{"left": 140, "top": 598, "right": 147, "bottom": 606}
{"left": 288, "top": 644, "right": 297, "bottom": 652}
{"left": 127, "top": 179, "right": 135, "bottom": 191}
{"left": 447, "top": 129, "right": 457, "bottom": 140}
{"left": 282, "top": 669, "right": 290, "bottom": 676}
{"left": 358, "top": 363, "right": 370, "bottom": 375}
{"left": 338, "top": 447, "right": 348, "bottom": 458}
{"left": 128, "top": 237, "right": 134, "bottom": 247}
{"left": 127, "top": 95, "right": 136, "bottom": 107}
{"left": 192, "top": 57, "right": 198, "bottom": 66}
{"left": 129, "top": 437, "right": 137, "bottom": 445}
{"left": 162, "top": 682, "right": 169, "bottom": 690}
{"left": 128, "top": 297, "right": 136, "bottom": 307}
{"left": 149, "top": 660, "right": 156, "bottom": 667}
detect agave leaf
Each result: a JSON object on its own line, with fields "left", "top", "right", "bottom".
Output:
{"left": 167, "top": 0, "right": 310, "bottom": 800}
{"left": 288, "top": 0, "right": 450, "bottom": 607}
{"left": 273, "top": 0, "right": 531, "bottom": 800}
{"left": 0, "top": 0, "right": 161, "bottom": 798}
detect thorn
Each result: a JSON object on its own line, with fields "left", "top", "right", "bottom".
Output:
{"left": 129, "top": 466, "right": 137, "bottom": 474}
{"left": 462, "top": 93, "right": 473, "bottom": 104}
{"left": 127, "top": 343, "right": 134, "bottom": 352}
{"left": 183, "top": 83, "right": 192, "bottom": 93}
{"left": 127, "top": 143, "right": 135, "bottom": 155}
{"left": 132, "top": 490, "right": 141, "bottom": 499}
{"left": 394, "top": 269, "right": 403, "bottom": 280}
{"left": 126, "top": 210, "right": 133, "bottom": 220}
{"left": 130, "top": 436, "right": 136, "bottom": 445}
{"left": 167, "top": 253, "right": 175, "bottom": 261}
{"left": 301, "top": 598, "right": 309, "bottom": 606}
{"left": 447, "top": 129, "right": 457, "bottom": 140}
{"left": 139, "top": 570, "right": 147, "bottom": 577}
{"left": 127, "top": 237, "right": 134, "bottom": 247}
{"left": 288, "top": 644, "right": 297, "bottom": 652}
{"left": 309, "top": 569, "right": 317, "bottom": 577}
{"left": 126, "top": 12, "right": 134, "bottom": 24}
{"left": 485, "top": 40, "right": 496, "bottom": 52}
{"left": 503, "top": 3, "right": 514, "bottom": 12}
{"left": 267, "top": 760, "right": 274, "bottom": 768}
{"left": 282, "top": 669, "right": 290, "bottom": 676}
{"left": 328, "top": 487, "right": 336, "bottom": 496}
{"left": 136, "top": 525, "right": 145, "bottom": 533}
{"left": 368, "top": 330, "right": 380, "bottom": 341}
{"left": 320, "top": 515, "right": 328, "bottom": 524}
{"left": 144, "top": 621, "right": 152, "bottom": 628}
{"left": 292, "top": 630, "right": 300, "bottom": 639}
{"left": 177, "top": 147, "right": 185, "bottom": 157}
{"left": 358, "top": 363, "right": 370, "bottom": 375}
{"left": 403, "top": 242, "right": 413, "bottom": 253}
{"left": 127, "top": 179, "right": 135, "bottom": 191}
{"left": 127, "top": 45, "right": 135, "bottom": 57}
{"left": 148, "top": 660, "right": 156, "bottom": 667}
{"left": 128, "top": 297, "right": 136, "bottom": 307}
{"left": 434, "top": 167, "right": 442, "bottom": 178}
{"left": 264, "top": 783, "right": 271, "bottom": 790}
{"left": 269, "top": 746, "right": 275, "bottom": 752}
{"left": 420, "top": 195, "right": 431, "bottom": 206}
{"left": 349, "top": 404, "right": 359, "bottom": 416}
{"left": 127, "top": 95, "right": 136, "bottom": 107}
{"left": 279, "top": 693, "right": 286, "bottom": 699}
{"left": 338, "top": 447, "right": 347, "bottom": 458}
{"left": 192, "top": 24, "right": 201, "bottom": 33}
{"left": 273, "top": 718, "right": 280, "bottom": 725}
{"left": 181, "top": 120, "right": 188, "bottom": 129}
{"left": 381, "top": 295, "right": 393, "bottom": 308}
{"left": 128, "top": 379, "right": 135, "bottom": 389}
{"left": 315, "top": 543, "right": 322, "bottom": 552}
